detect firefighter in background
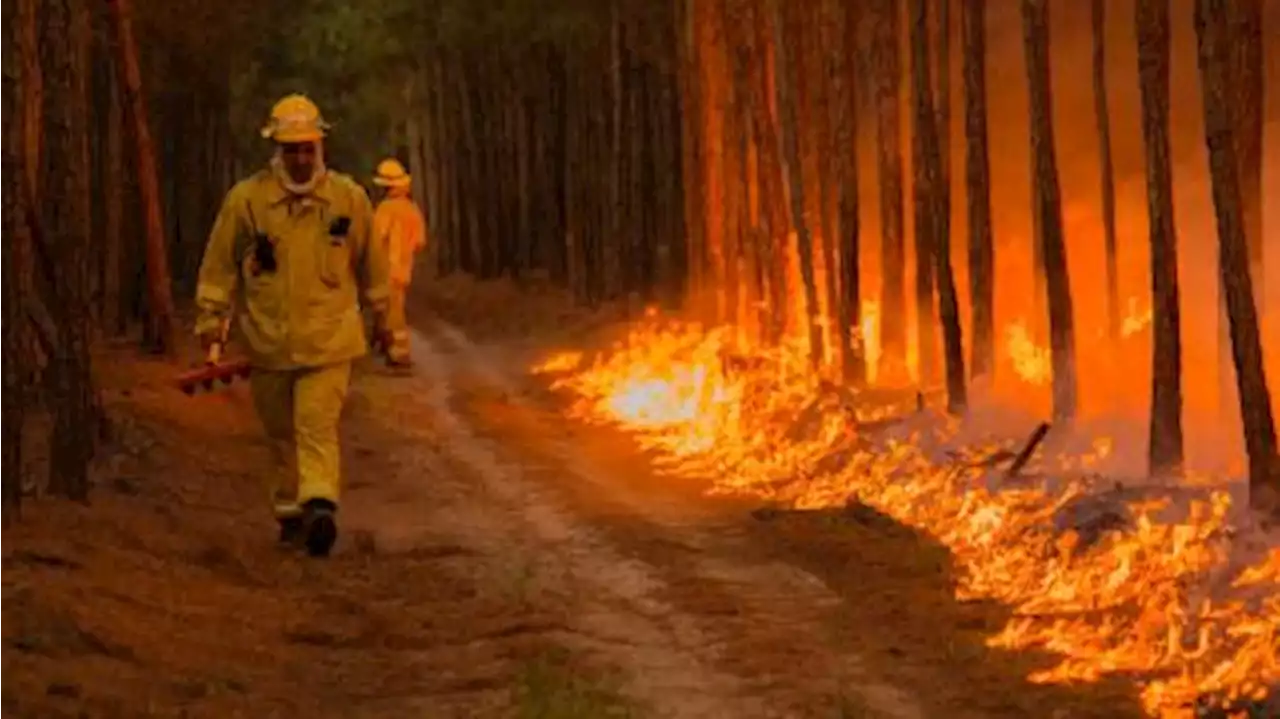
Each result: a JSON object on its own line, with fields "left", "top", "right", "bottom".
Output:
{"left": 194, "top": 94, "right": 391, "bottom": 557}
{"left": 371, "top": 158, "right": 427, "bottom": 368}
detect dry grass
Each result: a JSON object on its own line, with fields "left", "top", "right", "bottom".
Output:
{"left": 0, "top": 343, "right": 578, "bottom": 719}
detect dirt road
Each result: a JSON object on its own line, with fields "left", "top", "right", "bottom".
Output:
{"left": 3, "top": 306, "right": 1143, "bottom": 718}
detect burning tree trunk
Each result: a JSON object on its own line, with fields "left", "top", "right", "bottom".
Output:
{"left": 43, "top": 0, "right": 96, "bottom": 500}
{"left": 1229, "top": 0, "right": 1264, "bottom": 305}
{"left": 935, "top": 0, "right": 951, "bottom": 238}
{"left": 749, "top": 0, "right": 787, "bottom": 345}
{"left": 719, "top": 0, "right": 746, "bottom": 336}
{"left": 1020, "top": 0, "right": 1078, "bottom": 423}
{"left": 108, "top": 0, "right": 177, "bottom": 356}
{"left": 1217, "top": 0, "right": 1266, "bottom": 425}
{"left": 1194, "top": 0, "right": 1279, "bottom": 513}
{"left": 1092, "top": 0, "right": 1121, "bottom": 342}
{"left": 677, "top": 0, "right": 708, "bottom": 317}
{"left": 911, "top": 0, "right": 938, "bottom": 389}
{"left": 834, "top": 0, "right": 864, "bottom": 386}
{"left": 808, "top": 0, "right": 840, "bottom": 369}
{"left": 1136, "top": 0, "right": 1184, "bottom": 477}
{"left": 962, "top": 0, "right": 994, "bottom": 381}
{"left": 3, "top": 0, "right": 27, "bottom": 521}
{"left": 872, "top": 0, "right": 908, "bottom": 385}
{"left": 767, "top": 0, "right": 823, "bottom": 369}
{"left": 930, "top": 0, "right": 953, "bottom": 386}
{"left": 910, "top": 0, "right": 966, "bottom": 414}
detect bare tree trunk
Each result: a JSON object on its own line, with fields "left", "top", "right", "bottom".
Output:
{"left": 1194, "top": 0, "right": 1279, "bottom": 513}
{"left": 962, "top": 0, "right": 994, "bottom": 381}
{"left": 102, "top": 52, "right": 125, "bottom": 336}
{"left": 749, "top": 0, "right": 787, "bottom": 345}
{"left": 911, "top": 0, "right": 938, "bottom": 387}
{"left": 768, "top": 0, "right": 824, "bottom": 368}
{"left": 1230, "top": 0, "right": 1264, "bottom": 304}
{"left": 43, "top": 0, "right": 96, "bottom": 501}
{"left": 12, "top": 0, "right": 41, "bottom": 407}
{"left": 3, "top": 0, "right": 28, "bottom": 522}
{"left": 1218, "top": 0, "right": 1266, "bottom": 426}
{"left": 911, "top": 0, "right": 967, "bottom": 413}
{"left": 19, "top": 0, "right": 40, "bottom": 195}
{"left": 108, "top": 0, "right": 177, "bottom": 356}
{"left": 1092, "top": 0, "right": 1121, "bottom": 341}
{"left": 834, "top": 0, "right": 865, "bottom": 385}
{"left": 1021, "top": 0, "right": 1078, "bottom": 423}
{"left": 933, "top": 0, "right": 953, "bottom": 382}
{"left": 873, "top": 0, "right": 908, "bottom": 384}
{"left": 1137, "top": 0, "right": 1184, "bottom": 477}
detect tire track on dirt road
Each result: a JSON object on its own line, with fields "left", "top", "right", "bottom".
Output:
{"left": 411, "top": 321, "right": 932, "bottom": 719}
{"left": 404, "top": 328, "right": 757, "bottom": 719}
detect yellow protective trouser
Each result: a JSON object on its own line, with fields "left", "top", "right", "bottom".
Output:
{"left": 387, "top": 283, "right": 411, "bottom": 363}
{"left": 249, "top": 361, "right": 352, "bottom": 519}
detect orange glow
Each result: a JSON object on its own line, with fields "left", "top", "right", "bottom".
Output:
{"left": 538, "top": 312, "right": 1280, "bottom": 717}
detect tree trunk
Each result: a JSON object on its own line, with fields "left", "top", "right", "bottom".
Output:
{"left": 1021, "top": 0, "right": 1078, "bottom": 423}
{"left": 932, "top": 0, "right": 953, "bottom": 384}
{"left": 1194, "top": 0, "right": 1279, "bottom": 513}
{"left": 834, "top": 0, "right": 864, "bottom": 386}
{"left": 1229, "top": 0, "right": 1264, "bottom": 304}
{"left": 1217, "top": 0, "right": 1265, "bottom": 426}
{"left": 768, "top": 0, "right": 824, "bottom": 368}
{"left": 108, "top": 0, "right": 177, "bottom": 356}
{"left": 12, "top": 0, "right": 41, "bottom": 394}
{"left": 102, "top": 51, "right": 125, "bottom": 336}
{"left": 42, "top": 0, "right": 96, "bottom": 501}
{"left": 911, "top": 0, "right": 967, "bottom": 413}
{"left": 3, "top": 0, "right": 28, "bottom": 522}
{"left": 1136, "top": 0, "right": 1184, "bottom": 477}
{"left": 911, "top": 0, "right": 938, "bottom": 388}
{"left": 750, "top": 0, "right": 787, "bottom": 345}
{"left": 1092, "top": 0, "right": 1121, "bottom": 341}
{"left": 962, "top": 0, "right": 994, "bottom": 381}
{"left": 873, "top": 0, "right": 908, "bottom": 384}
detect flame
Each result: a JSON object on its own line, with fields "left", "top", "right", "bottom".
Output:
{"left": 1122, "top": 297, "right": 1154, "bottom": 338}
{"left": 547, "top": 311, "right": 1280, "bottom": 718}
{"left": 1005, "top": 320, "right": 1052, "bottom": 386}
{"left": 860, "top": 300, "right": 881, "bottom": 386}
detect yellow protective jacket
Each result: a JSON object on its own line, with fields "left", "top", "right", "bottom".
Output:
{"left": 373, "top": 196, "right": 426, "bottom": 287}
{"left": 194, "top": 168, "right": 390, "bottom": 370}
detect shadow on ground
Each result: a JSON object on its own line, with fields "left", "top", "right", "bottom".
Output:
{"left": 748, "top": 502, "right": 1145, "bottom": 718}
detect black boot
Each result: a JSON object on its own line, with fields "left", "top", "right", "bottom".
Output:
{"left": 386, "top": 356, "right": 414, "bottom": 372}
{"left": 301, "top": 499, "right": 338, "bottom": 558}
{"left": 277, "top": 516, "right": 304, "bottom": 547}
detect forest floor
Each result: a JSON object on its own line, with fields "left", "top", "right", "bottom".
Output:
{"left": 3, "top": 276, "right": 1144, "bottom": 719}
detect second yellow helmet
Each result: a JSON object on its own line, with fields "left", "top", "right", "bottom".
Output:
{"left": 373, "top": 158, "right": 411, "bottom": 188}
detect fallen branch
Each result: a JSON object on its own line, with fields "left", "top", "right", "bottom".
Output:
{"left": 1006, "top": 421, "right": 1051, "bottom": 479}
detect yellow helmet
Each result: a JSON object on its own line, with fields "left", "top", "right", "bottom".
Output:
{"left": 260, "top": 94, "right": 329, "bottom": 143}
{"left": 372, "top": 158, "right": 411, "bottom": 188}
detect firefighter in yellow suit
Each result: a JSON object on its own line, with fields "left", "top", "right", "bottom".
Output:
{"left": 194, "top": 94, "right": 391, "bottom": 557}
{"left": 371, "top": 158, "right": 427, "bottom": 367}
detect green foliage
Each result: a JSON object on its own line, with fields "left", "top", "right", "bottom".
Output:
{"left": 140, "top": 0, "right": 618, "bottom": 178}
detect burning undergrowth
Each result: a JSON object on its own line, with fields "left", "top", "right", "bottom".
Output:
{"left": 534, "top": 312, "right": 1279, "bottom": 718}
